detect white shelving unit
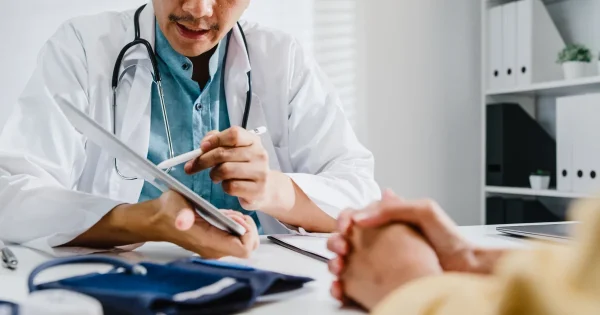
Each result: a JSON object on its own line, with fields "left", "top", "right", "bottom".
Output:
{"left": 481, "top": 0, "right": 599, "bottom": 224}
{"left": 485, "top": 186, "right": 592, "bottom": 199}
{"left": 487, "top": 76, "right": 600, "bottom": 97}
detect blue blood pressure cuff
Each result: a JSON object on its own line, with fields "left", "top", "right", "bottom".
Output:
{"left": 0, "top": 300, "right": 18, "bottom": 315}
{"left": 28, "top": 256, "right": 313, "bottom": 315}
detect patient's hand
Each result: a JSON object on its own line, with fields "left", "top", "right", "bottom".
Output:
{"left": 329, "top": 191, "right": 508, "bottom": 283}
{"left": 338, "top": 224, "right": 443, "bottom": 311}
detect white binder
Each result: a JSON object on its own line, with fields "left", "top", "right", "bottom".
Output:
{"left": 571, "top": 93, "right": 600, "bottom": 195}
{"left": 571, "top": 95, "right": 590, "bottom": 194}
{"left": 502, "top": 2, "right": 518, "bottom": 89}
{"left": 556, "top": 95, "right": 577, "bottom": 192}
{"left": 516, "top": 0, "right": 565, "bottom": 86}
{"left": 488, "top": 5, "right": 503, "bottom": 90}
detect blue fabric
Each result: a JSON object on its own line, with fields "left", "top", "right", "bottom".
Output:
{"left": 0, "top": 300, "right": 18, "bottom": 315}
{"left": 169, "top": 258, "right": 312, "bottom": 296}
{"left": 31, "top": 257, "right": 313, "bottom": 315}
{"left": 185, "top": 258, "right": 255, "bottom": 271}
{"left": 139, "top": 21, "right": 260, "bottom": 230}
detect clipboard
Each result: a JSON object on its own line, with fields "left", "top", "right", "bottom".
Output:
{"left": 267, "top": 235, "right": 335, "bottom": 263}
{"left": 56, "top": 100, "right": 246, "bottom": 237}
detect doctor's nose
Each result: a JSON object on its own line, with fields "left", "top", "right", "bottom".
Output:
{"left": 182, "top": 0, "right": 215, "bottom": 18}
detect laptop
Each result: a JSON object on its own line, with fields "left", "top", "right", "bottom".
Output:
{"left": 56, "top": 101, "right": 246, "bottom": 237}
{"left": 496, "top": 222, "right": 578, "bottom": 242}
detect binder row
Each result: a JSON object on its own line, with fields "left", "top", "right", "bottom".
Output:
{"left": 488, "top": 0, "right": 564, "bottom": 90}
{"left": 557, "top": 93, "right": 600, "bottom": 195}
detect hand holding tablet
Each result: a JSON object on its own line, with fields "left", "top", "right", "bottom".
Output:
{"left": 56, "top": 100, "right": 247, "bottom": 237}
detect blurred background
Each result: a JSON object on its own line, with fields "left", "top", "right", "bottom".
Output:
{"left": 2, "top": 0, "right": 597, "bottom": 226}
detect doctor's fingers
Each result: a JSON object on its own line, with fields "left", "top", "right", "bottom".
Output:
{"left": 200, "top": 126, "right": 258, "bottom": 152}
{"left": 222, "top": 180, "right": 266, "bottom": 205}
{"left": 185, "top": 224, "right": 254, "bottom": 259}
{"left": 222, "top": 211, "right": 251, "bottom": 230}
{"left": 222, "top": 213, "right": 260, "bottom": 251}
{"left": 210, "top": 162, "right": 268, "bottom": 183}
{"left": 240, "top": 214, "right": 260, "bottom": 251}
{"left": 186, "top": 146, "right": 266, "bottom": 174}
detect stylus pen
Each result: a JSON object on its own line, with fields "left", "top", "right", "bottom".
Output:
{"left": 156, "top": 127, "right": 268, "bottom": 170}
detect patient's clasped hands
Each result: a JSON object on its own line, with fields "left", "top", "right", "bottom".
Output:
{"left": 327, "top": 190, "right": 507, "bottom": 310}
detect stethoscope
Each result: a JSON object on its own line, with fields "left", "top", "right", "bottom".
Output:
{"left": 112, "top": 4, "right": 252, "bottom": 180}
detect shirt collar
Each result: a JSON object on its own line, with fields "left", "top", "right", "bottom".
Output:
{"left": 155, "top": 20, "right": 226, "bottom": 79}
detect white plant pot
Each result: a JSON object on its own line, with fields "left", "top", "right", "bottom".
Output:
{"left": 562, "top": 61, "right": 589, "bottom": 80}
{"left": 529, "top": 175, "right": 550, "bottom": 190}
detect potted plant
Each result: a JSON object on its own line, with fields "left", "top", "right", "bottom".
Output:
{"left": 557, "top": 44, "right": 593, "bottom": 79}
{"left": 529, "top": 170, "right": 551, "bottom": 190}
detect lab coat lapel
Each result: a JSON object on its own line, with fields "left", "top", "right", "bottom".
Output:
{"left": 224, "top": 25, "right": 282, "bottom": 172}
{"left": 114, "top": 2, "right": 155, "bottom": 151}
{"left": 110, "top": 2, "right": 155, "bottom": 202}
{"left": 224, "top": 26, "right": 251, "bottom": 129}
{"left": 224, "top": 25, "right": 291, "bottom": 235}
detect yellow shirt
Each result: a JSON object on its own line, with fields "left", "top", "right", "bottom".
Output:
{"left": 372, "top": 199, "right": 600, "bottom": 315}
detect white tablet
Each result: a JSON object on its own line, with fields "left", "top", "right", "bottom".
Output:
{"left": 57, "top": 101, "right": 246, "bottom": 237}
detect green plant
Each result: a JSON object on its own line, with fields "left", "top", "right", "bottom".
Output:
{"left": 557, "top": 44, "right": 592, "bottom": 64}
{"left": 531, "top": 170, "right": 550, "bottom": 176}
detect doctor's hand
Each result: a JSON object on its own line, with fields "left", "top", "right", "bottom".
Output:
{"left": 147, "top": 191, "right": 259, "bottom": 259}
{"left": 68, "top": 191, "right": 258, "bottom": 258}
{"left": 333, "top": 224, "right": 443, "bottom": 311}
{"left": 184, "top": 127, "right": 287, "bottom": 212}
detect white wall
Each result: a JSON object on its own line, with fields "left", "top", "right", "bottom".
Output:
{"left": 358, "top": 0, "right": 482, "bottom": 225}
{"left": 0, "top": 0, "right": 314, "bottom": 129}
{"left": 243, "top": 0, "right": 314, "bottom": 51}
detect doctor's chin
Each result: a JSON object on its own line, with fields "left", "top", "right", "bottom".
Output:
{"left": 0, "top": 0, "right": 598, "bottom": 314}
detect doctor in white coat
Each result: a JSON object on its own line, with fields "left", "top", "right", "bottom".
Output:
{"left": 0, "top": 0, "right": 379, "bottom": 258}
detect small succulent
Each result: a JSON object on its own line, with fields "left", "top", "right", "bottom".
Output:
{"left": 531, "top": 170, "right": 550, "bottom": 176}
{"left": 557, "top": 44, "right": 592, "bottom": 64}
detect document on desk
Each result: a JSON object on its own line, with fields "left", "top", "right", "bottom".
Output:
{"left": 267, "top": 235, "right": 335, "bottom": 262}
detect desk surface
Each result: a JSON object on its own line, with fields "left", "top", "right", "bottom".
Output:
{"left": 0, "top": 225, "right": 527, "bottom": 314}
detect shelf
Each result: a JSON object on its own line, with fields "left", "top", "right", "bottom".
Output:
{"left": 485, "top": 186, "right": 593, "bottom": 199}
{"left": 488, "top": 0, "right": 572, "bottom": 6}
{"left": 486, "top": 76, "right": 600, "bottom": 97}
{"left": 542, "top": 0, "right": 572, "bottom": 4}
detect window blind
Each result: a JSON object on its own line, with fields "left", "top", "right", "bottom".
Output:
{"left": 313, "top": 0, "right": 358, "bottom": 127}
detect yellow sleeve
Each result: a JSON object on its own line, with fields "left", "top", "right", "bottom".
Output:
{"left": 372, "top": 199, "right": 600, "bottom": 315}
{"left": 371, "top": 273, "right": 500, "bottom": 315}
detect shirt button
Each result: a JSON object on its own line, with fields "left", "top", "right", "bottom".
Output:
{"left": 182, "top": 63, "right": 191, "bottom": 71}
{"left": 195, "top": 103, "right": 202, "bottom": 111}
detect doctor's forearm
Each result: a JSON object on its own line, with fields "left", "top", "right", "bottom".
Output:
{"left": 262, "top": 171, "right": 337, "bottom": 233}
{"left": 65, "top": 202, "right": 159, "bottom": 248}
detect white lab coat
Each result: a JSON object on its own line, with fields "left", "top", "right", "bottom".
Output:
{"left": 0, "top": 2, "right": 379, "bottom": 252}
